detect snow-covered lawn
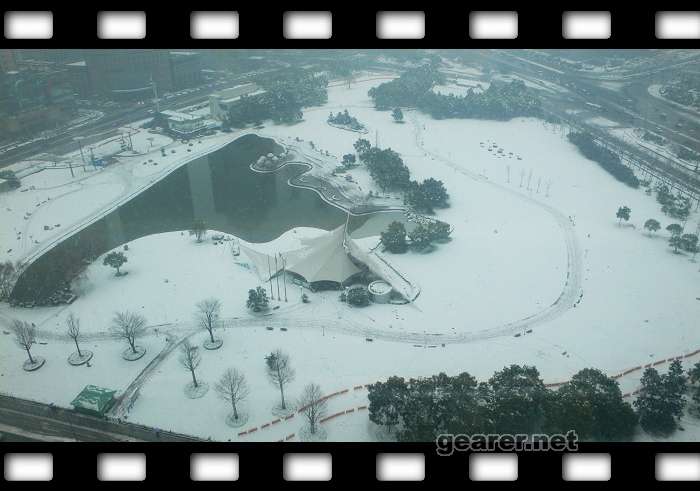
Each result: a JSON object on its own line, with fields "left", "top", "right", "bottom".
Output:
{"left": 0, "top": 334, "right": 163, "bottom": 408}
{"left": 1, "top": 77, "right": 700, "bottom": 441}
{"left": 0, "top": 126, "right": 240, "bottom": 265}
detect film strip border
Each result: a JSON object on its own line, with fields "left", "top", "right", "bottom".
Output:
{"left": 1, "top": 5, "right": 700, "bottom": 47}
{"left": 2, "top": 442, "right": 700, "bottom": 486}
{"left": 2, "top": 4, "right": 700, "bottom": 488}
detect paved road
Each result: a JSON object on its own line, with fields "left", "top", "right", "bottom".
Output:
{"left": 0, "top": 394, "right": 202, "bottom": 442}
{"left": 0, "top": 69, "right": 278, "bottom": 167}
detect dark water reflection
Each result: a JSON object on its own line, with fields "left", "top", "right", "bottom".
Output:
{"left": 12, "top": 134, "right": 404, "bottom": 303}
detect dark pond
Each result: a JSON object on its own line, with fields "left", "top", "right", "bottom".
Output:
{"left": 12, "top": 134, "right": 404, "bottom": 303}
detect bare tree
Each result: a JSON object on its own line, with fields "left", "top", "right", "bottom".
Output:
{"left": 179, "top": 341, "right": 202, "bottom": 388}
{"left": 65, "top": 313, "right": 83, "bottom": 358}
{"left": 215, "top": 368, "right": 249, "bottom": 421}
{"left": 298, "top": 383, "right": 328, "bottom": 435}
{"left": 265, "top": 349, "right": 295, "bottom": 410}
{"left": 196, "top": 298, "right": 221, "bottom": 344}
{"left": 12, "top": 320, "right": 36, "bottom": 364}
{"left": 110, "top": 311, "right": 147, "bottom": 354}
{"left": 189, "top": 219, "right": 208, "bottom": 243}
{"left": 0, "top": 261, "right": 16, "bottom": 301}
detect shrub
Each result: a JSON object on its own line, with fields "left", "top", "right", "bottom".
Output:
{"left": 346, "top": 287, "right": 370, "bottom": 307}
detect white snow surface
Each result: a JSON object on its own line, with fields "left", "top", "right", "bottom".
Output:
{"left": 1, "top": 76, "right": 700, "bottom": 441}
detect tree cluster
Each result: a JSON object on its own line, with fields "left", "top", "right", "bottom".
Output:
{"left": 368, "top": 365, "right": 637, "bottom": 442}
{"left": 359, "top": 146, "right": 411, "bottom": 191}
{"left": 655, "top": 184, "right": 691, "bottom": 221}
{"left": 341, "top": 153, "right": 357, "bottom": 168}
{"left": 368, "top": 65, "right": 445, "bottom": 110}
{"left": 368, "top": 65, "right": 542, "bottom": 121}
{"left": 634, "top": 361, "right": 687, "bottom": 435}
{"left": 380, "top": 221, "right": 409, "bottom": 253}
{"left": 225, "top": 70, "right": 328, "bottom": 128}
{"left": 328, "top": 110, "right": 365, "bottom": 131}
{"left": 690, "top": 362, "right": 700, "bottom": 415}
{"left": 381, "top": 220, "right": 452, "bottom": 254}
{"left": 405, "top": 178, "right": 450, "bottom": 214}
{"left": 568, "top": 132, "right": 640, "bottom": 188}
{"left": 353, "top": 139, "right": 450, "bottom": 208}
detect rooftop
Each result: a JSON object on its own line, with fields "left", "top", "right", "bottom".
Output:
{"left": 211, "top": 83, "right": 266, "bottom": 104}
{"left": 161, "top": 110, "right": 203, "bottom": 122}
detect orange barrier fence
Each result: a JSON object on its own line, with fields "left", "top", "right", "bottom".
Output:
{"left": 238, "top": 349, "right": 700, "bottom": 440}
{"left": 544, "top": 349, "right": 700, "bottom": 389}
{"left": 320, "top": 411, "right": 346, "bottom": 424}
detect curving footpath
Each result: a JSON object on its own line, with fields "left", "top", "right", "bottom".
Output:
{"left": 402, "top": 112, "right": 584, "bottom": 343}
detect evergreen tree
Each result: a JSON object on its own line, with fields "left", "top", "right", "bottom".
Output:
{"left": 364, "top": 148, "right": 411, "bottom": 190}
{"left": 428, "top": 220, "right": 452, "bottom": 243}
{"left": 643, "top": 219, "right": 661, "bottom": 235}
{"left": 689, "top": 362, "right": 700, "bottom": 413}
{"left": 382, "top": 372, "right": 489, "bottom": 442}
{"left": 408, "top": 224, "right": 434, "bottom": 252}
{"left": 445, "top": 374, "right": 492, "bottom": 436}
{"left": 380, "top": 221, "right": 408, "bottom": 253}
{"left": 103, "top": 251, "right": 127, "bottom": 276}
{"left": 392, "top": 107, "right": 404, "bottom": 123}
{"left": 666, "top": 360, "right": 688, "bottom": 421}
{"left": 616, "top": 206, "right": 631, "bottom": 225}
{"left": 634, "top": 367, "right": 677, "bottom": 435}
{"left": 405, "top": 179, "right": 449, "bottom": 213}
{"left": 354, "top": 138, "right": 371, "bottom": 158}
{"left": 246, "top": 287, "right": 269, "bottom": 312}
{"left": 345, "top": 287, "right": 370, "bottom": 307}
{"left": 487, "top": 365, "right": 548, "bottom": 434}
{"left": 367, "top": 376, "right": 408, "bottom": 429}
{"left": 666, "top": 223, "right": 683, "bottom": 236}
{"left": 405, "top": 180, "right": 432, "bottom": 213}
{"left": 342, "top": 153, "right": 357, "bottom": 167}
{"left": 669, "top": 234, "right": 684, "bottom": 253}
{"left": 421, "top": 178, "right": 450, "bottom": 209}
{"left": 568, "top": 132, "right": 639, "bottom": 187}
{"left": 681, "top": 234, "right": 698, "bottom": 253}
{"left": 545, "top": 368, "right": 637, "bottom": 440}
{"left": 396, "top": 374, "right": 451, "bottom": 441}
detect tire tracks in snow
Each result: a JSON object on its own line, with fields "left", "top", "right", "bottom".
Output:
{"left": 380, "top": 112, "right": 585, "bottom": 344}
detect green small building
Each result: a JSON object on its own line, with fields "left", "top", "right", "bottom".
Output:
{"left": 70, "top": 385, "right": 117, "bottom": 417}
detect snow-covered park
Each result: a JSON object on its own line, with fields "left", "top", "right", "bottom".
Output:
{"left": 1, "top": 74, "right": 700, "bottom": 442}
